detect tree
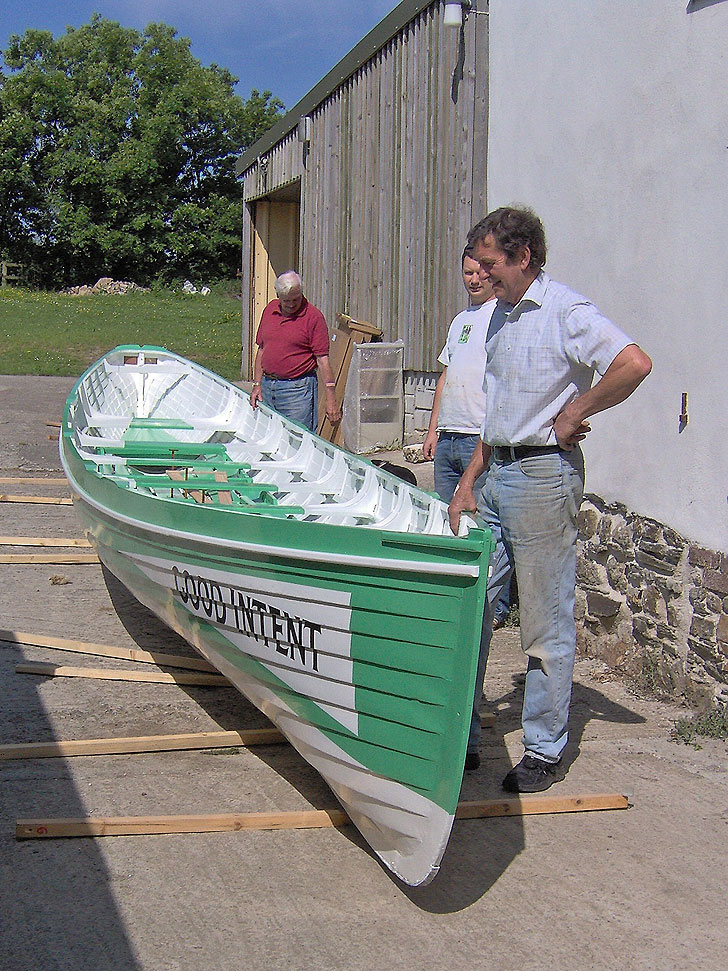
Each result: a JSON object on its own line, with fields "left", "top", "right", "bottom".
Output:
{"left": 0, "top": 16, "right": 283, "bottom": 286}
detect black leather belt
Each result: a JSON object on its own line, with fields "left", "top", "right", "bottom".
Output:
{"left": 263, "top": 370, "right": 316, "bottom": 381}
{"left": 492, "top": 444, "right": 564, "bottom": 461}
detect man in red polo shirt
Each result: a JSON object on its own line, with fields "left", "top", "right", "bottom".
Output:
{"left": 250, "top": 271, "right": 341, "bottom": 431}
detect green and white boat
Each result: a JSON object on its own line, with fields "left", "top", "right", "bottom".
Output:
{"left": 59, "top": 345, "right": 494, "bottom": 886}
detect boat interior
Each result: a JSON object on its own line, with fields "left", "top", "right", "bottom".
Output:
{"left": 66, "top": 349, "right": 463, "bottom": 535}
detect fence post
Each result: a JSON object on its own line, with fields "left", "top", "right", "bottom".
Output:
{"left": 1, "top": 262, "right": 24, "bottom": 287}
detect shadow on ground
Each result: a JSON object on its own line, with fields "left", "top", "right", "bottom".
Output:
{"left": 102, "top": 566, "right": 648, "bottom": 914}
{"left": 0, "top": 639, "right": 143, "bottom": 971}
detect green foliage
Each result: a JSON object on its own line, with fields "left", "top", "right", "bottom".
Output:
{"left": 0, "top": 15, "right": 283, "bottom": 286}
{"left": 0, "top": 285, "right": 243, "bottom": 380}
{"left": 671, "top": 706, "right": 728, "bottom": 749}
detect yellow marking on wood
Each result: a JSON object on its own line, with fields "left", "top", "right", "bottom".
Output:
{"left": 0, "top": 553, "right": 98, "bottom": 564}
{"left": 15, "top": 662, "right": 229, "bottom": 686}
{"left": 0, "top": 729, "right": 284, "bottom": 760}
{"left": 0, "top": 630, "right": 216, "bottom": 671}
{"left": 0, "top": 536, "right": 92, "bottom": 547}
{"left": 15, "top": 794, "right": 630, "bottom": 839}
{"left": 0, "top": 494, "right": 72, "bottom": 505}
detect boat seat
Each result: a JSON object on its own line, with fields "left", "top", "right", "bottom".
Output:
{"left": 110, "top": 458, "right": 251, "bottom": 473}
{"left": 93, "top": 440, "right": 228, "bottom": 459}
{"left": 127, "top": 417, "right": 196, "bottom": 431}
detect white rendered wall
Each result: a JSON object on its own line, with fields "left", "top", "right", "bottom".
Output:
{"left": 486, "top": 0, "right": 728, "bottom": 552}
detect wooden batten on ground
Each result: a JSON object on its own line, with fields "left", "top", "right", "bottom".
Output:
{"left": 15, "top": 661, "right": 229, "bottom": 686}
{"left": 0, "top": 629, "right": 218, "bottom": 671}
{"left": 16, "top": 794, "right": 630, "bottom": 839}
{"left": 0, "top": 553, "right": 98, "bottom": 563}
{"left": 0, "top": 536, "right": 92, "bottom": 547}
{"left": 0, "top": 477, "right": 68, "bottom": 485}
{"left": 0, "top": 494, "right": 72, "bottom": 505}
{"left": 0, "top": 729, "right": 285, "bottom": 760}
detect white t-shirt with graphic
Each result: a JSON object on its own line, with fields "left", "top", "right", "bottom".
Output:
{"left": 437, "top": 298, "right": 496, "bottom": 434}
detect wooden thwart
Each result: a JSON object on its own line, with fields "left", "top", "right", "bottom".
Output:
{"left": 0, "top": 553, "right": 98, "bottom": 564}
{"left": 15, "top": 661, "right": 229, "bottom": 686}
{"left": 0, "top": 494, "right": 72, "bottom": 505}
{"left": 0, "top": 729, "right": 285, "bottom": 760}
{"left": 16, "top": 794, "right": 629, "bottom": 839}
{"left": 0, "top": 629, "right": 217, "bottom": 672}
{"left": 0, "top": 536, "right": 92, "bottom": 547}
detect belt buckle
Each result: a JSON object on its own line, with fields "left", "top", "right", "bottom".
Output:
{"left": 506, "top": 446, "right": 518, "bottom": 461}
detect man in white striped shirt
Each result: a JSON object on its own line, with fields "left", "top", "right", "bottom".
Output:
{"left": 449, "top": 207, "right": 651, "bottom": 791}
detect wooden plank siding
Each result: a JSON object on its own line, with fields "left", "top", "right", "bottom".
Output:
{"left": 239, "top": 0, "right": 488, "bottom": 375}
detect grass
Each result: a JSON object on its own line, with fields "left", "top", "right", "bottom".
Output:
{"left": 0, "top": 284, "right": 244, "bottom": 381}
{"left": 671, "top": 706, "right": 728, "bottom": 748}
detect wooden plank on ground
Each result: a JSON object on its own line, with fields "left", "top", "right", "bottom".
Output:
{"left": 0, "top": 720, "right": 493, "bottom": 760}
{"left": 0, "top": 629, "right": 217, "bottom": 672}
{"left": 17, "top": 809, "right": 351, "bottom": 838}
{"left": 0, "top": 729, "right": 285, "bottom": 760}
{"left": 0, "top": 477, "right": 67, "bottom": 485}
{"left": 0, "top": 553, "right": 98, "bottom": 564}
{"left": 15, "top": 662, "right": 229, "bottom": 686}
{"left": 0, "top": 494, "right": 72, "bottom": 505}
{"left": 0, "top": 536, "right": 92, "bottom": 547}
{"left": 455, "top": 794, "right": 630, "bottom": 818}
{"left": 15, "top": 793, "right": 630, "bottom": 839}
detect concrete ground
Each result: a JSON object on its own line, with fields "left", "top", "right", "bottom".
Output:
{"left": 0, "top": 375, "right": 726, "bottom": 971}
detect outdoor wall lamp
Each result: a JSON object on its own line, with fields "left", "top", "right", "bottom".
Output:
{"left": 443, "top": 1, "right": 472, "bottom": 28}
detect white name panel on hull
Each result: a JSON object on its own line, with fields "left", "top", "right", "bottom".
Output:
{"left": 129, "top": 553, "right": 358, "bottom": 734}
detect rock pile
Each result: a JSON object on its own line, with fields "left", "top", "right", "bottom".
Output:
{"left": 61, "top": 277, "right": 149, "bottom": 296}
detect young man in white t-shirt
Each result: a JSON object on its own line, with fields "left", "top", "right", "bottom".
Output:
{"left": 424, "top": 249, "right": 512, "bottom": 636}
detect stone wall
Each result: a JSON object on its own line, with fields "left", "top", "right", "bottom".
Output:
{"left": 576, "top": 494, "right": 728, "bottom": 709}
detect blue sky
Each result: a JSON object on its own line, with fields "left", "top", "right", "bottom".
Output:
{"left": 0, "top": 0, "right": 401, "bottom": 111}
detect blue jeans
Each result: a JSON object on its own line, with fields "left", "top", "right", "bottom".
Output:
{"left": 435, "top": 432, "right": 511, "bottom": 620}
{"left": 468, "top": 448, "right": 585, "bottom": 761}
{"left": 261, "top": 374, "right": 317, "bottom": 431}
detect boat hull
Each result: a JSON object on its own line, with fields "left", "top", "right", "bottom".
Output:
{"left": 60, "top": 347, "right": 493, "bottom": 885}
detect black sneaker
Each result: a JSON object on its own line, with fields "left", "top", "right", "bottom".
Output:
{"left": 464, "top": 751, "right": 481, "bottom": 771}
{"left": 502, "top": 754, "right": 563, "bottom": 793}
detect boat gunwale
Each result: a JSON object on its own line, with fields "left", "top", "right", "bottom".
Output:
{"left": 61, "top": 450, "right": 484, "bottom": 579}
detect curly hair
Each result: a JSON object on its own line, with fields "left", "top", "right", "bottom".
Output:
{"left": 467, "top": 207, "right": 547, "bottom": 270}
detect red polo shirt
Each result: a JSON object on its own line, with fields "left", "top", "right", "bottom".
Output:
{"left": 255, "top": 297, "right": 330, "bottom": 379}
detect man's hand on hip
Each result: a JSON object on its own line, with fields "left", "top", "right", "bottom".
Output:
{"left": 552, "top": 404, "right": 590, "bottom": 449}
